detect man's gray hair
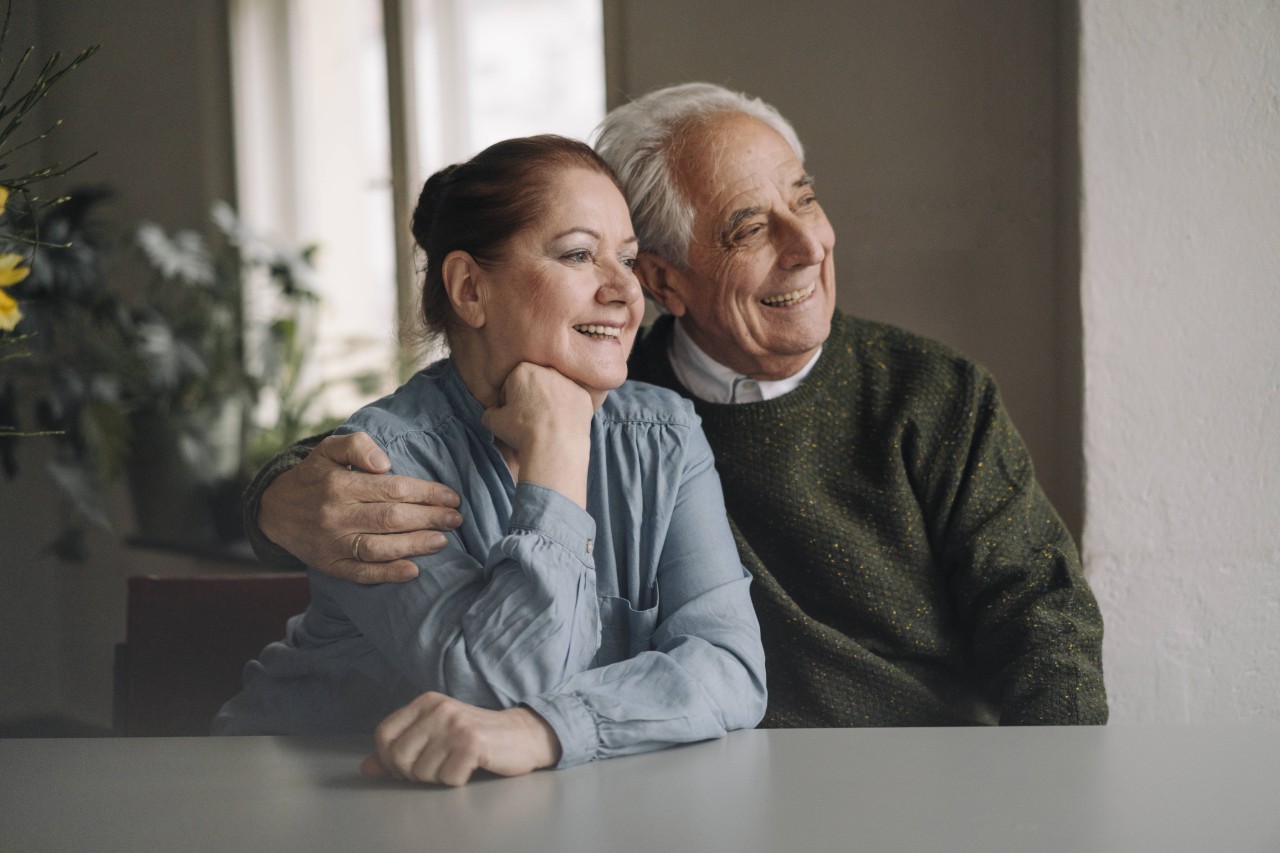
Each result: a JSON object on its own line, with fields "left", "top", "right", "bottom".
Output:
{"left": 592, "top": 82, "right": 805, "bottom": 267}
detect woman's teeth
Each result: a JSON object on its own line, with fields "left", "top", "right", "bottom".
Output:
{"left": 574, "top": 324, "right": 622, "bottom": 339}
{"left": 761, "top": 283, "right": 816, "bottom": 307}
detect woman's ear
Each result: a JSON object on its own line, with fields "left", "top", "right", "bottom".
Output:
{"left": 635, "top": 252, "right": 688, "bottom": 317}
{"left": 442, "top": 250, "right": 486, "bottom": 329}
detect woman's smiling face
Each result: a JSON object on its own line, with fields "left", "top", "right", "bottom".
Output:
{"left": 476, "top": 167, "right": 644, "bottom": 406}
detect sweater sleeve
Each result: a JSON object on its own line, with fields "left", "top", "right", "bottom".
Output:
{"left": 919, "top": 364, "right": 1108, "bottom": 725}
{"left": 242, "top": 432, "right": 330, "bottom": 571}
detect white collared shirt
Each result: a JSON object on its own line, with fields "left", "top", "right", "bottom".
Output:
{"left": 668, "top": 318, "right": 822, "bottom": 404}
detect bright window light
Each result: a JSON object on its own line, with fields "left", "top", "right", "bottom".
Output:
{"left": 230, "top": 0, "right": 605, "bottom": 425}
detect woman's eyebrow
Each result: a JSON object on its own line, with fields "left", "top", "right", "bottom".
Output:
{"left": 550, "top": 227, "right": 638, "bottom": 246}
{"left": 552, "top": 227, "right": 602, "bottom": 241}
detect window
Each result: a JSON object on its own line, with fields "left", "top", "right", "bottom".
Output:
{"left": 229, "top": 0, "right": 605, "bottom": 422}
{"left": 411, "top": 0, "right": 607, "bottom": 173}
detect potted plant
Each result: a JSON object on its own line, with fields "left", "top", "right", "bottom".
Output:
{"left": 5, "top": 191, "right": 383, "bottom": 558}
{"left": 0, "top": 3, "right": 383, "bottom": 560}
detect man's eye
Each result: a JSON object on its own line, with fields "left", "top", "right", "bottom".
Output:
{"left": 733, "top": 224, "right": 764, "bottom": 243}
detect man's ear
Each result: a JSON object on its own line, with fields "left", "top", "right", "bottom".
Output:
{"left": 635, "top": 252, "right": 688, "bottom": 317}
{"left": 441, "top": 250, "right": 486, "bottom": 329}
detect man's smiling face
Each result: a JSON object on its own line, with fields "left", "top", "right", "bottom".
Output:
{"left": 650, "top": 111, "right": 837, "bottom": 381}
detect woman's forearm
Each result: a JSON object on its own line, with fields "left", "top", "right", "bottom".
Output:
{"left": 515, "top": 431, "right": 591, "bottom": 508}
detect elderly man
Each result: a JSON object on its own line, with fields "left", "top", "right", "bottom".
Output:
{"left": 247, "top": 83, "right": 1107, "bottom": 727}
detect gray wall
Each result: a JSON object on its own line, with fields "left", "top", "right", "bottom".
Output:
{"left": 32, "top": 0, "right": 236, "bottom": 233}
{"left": 606, "top": 0, "right": 1082, "bottom": 537}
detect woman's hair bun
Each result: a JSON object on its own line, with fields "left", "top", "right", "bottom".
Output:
{"left": 412, "top": 162, "right": 462, "bottom": 248}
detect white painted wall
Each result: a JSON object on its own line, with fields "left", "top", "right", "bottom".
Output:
{"left": 1080, "top": 0, "right": 1280, "bottom": 721}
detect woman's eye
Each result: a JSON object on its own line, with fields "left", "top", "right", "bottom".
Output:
{"left": 621, "top": 256, "right": 638, "bottom": 270}
{"left": 563, "top": 250, "right": 592, "bottom": 263}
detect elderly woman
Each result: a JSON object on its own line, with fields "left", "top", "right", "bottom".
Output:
{"left": 214, "top": 135, "right": 766, "bottom": 785}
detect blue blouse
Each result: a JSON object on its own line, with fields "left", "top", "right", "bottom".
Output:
{"left": 214, "top": 360, "right": 766, "bottom": 767}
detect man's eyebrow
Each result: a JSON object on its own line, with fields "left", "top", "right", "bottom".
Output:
{"left": 717, "top": 177, "right": 816, "bottom": 242}
{"left": 720, "top": 206, "right": 763, "bottom": 242}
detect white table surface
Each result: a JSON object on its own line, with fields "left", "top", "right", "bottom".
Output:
{"left": 2, "top": 726, "right": 1279, "bottom": 852}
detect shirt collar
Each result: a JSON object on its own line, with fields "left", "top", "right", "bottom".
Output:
{"left": 667, "top": 318, "right": 822, "bottom": 404}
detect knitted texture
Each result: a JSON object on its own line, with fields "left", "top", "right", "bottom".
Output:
{"left": 628, "top": 312, "right": 1107, "bottom": 726}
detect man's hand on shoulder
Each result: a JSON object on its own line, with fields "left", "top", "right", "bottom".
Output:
{"left": 257, "top": 432, "right": 462, "bottom": 584}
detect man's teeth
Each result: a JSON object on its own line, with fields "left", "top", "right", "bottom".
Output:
{"left": 761, "top": 283, "right": 816, "bottom": 306}
{"left": 574, "top": 324, "right": 622, "bottom": 339}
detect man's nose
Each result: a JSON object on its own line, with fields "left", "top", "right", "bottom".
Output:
{"left": 776, "top": 214, "right": 827, "bottom": 269}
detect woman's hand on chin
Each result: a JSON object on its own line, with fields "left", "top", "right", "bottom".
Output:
{"left": 361, "top": 691, "right": 562, "bottom": 787}
{"left": 481, "top": 363, "right": 593, "bottom": 507}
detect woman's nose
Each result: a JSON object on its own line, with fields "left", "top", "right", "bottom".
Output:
{"left": 600, "top": 260, "right": 642, "bottom": 304}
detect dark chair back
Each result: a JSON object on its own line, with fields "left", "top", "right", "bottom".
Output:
{"left": 114, "top": 572, "right": 310, "bottom": 736}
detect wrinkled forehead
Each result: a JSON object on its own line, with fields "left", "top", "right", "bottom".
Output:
{"left": 670, "top": 112, "right": 806, "bottom": 217}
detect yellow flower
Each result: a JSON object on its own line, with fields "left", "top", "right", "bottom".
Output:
{"left": 0, "top": 185, "right": 8, "bottom": 211}
{"left": 0, "top": 252, "right": 29, "bottom": 331}
{"left": 0, "top": 285, "right": 21, "bottom": 331}
{"left": 0, "top": 253, "right": 31, "bottom": 287}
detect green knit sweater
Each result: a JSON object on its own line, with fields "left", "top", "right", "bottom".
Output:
{"left": 628, "top": 312, "right": 1107, "bottom": 727}
{"left": 246, "top": 310, "right": 1108, "bottom": 727}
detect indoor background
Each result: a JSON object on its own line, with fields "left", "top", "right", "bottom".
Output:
{"left": 1, "top": 0, "right": 1276, "bottom": 733}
